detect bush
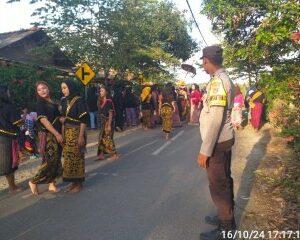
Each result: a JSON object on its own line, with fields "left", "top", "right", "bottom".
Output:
{"left": 0, "top": 63, "right": 64, "bottom": 111}
{"left": 268, "top": 99, "right": 300, "bottom": 153}
{"left": 259, "top": 63, "right": 300, "bottom": 155}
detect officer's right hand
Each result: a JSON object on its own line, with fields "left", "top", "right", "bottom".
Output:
{"left": 197, "top": 153, "right": 209, "bottom": 169}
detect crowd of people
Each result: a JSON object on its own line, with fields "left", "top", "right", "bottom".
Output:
{"left": 0, "top": 44, "right": 268, "bottom": 240}
{"left": 86, "top": 81, "right": 206, "bottom": 136}
{"left": 0, "top": 79, "right": 206, "bottom": 195}
{"left": 0, "top": 78, "right": 265, "bottom": 195}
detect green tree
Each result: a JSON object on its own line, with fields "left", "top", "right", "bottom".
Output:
{"left": 201, "top": 0, "right": 300, "bottom": 151}
{"left": 0, "top": 64, "right": 61, "bottom": 110}
{"left": 201, "top": 0, "right": 300, "bottom": 83}
{"left": 7, "top": 0, "right": 197, "bottom": 83}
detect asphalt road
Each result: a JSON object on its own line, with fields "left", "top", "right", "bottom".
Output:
{"left": 0, "top": 125, "right": 220, "bottom": 240}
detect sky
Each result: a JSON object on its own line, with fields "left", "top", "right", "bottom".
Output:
{"left": 0, "top": 0, "right": 220, "bottom": 84}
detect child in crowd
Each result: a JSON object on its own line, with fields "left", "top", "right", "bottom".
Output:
{"left": 19, "top": 108, "right": 39, "bottom": 160}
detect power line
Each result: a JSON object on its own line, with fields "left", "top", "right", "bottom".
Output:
{"left": 185, "top": 0, "right": 208, "bottom": 46}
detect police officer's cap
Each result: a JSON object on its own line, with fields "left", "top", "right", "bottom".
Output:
{"left": 200, "top": 45, "right": 223, "bottom": 62}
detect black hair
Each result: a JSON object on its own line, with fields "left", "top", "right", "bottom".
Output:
{"left": 193, "top": 83, "right": 200, "bottom": 90}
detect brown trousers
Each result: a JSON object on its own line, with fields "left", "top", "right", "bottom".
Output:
{"left": 206, "top": 138, "right": 235, "bottom": 221}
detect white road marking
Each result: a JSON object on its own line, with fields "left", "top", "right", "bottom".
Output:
{"left": 85, "top": 172, "right": 98, "bottom": 180}
{"left": 123, "top": 139, "right": 160, "bottom": 157}
{"left": 8, "top": 218, "right": 50, "bottom": 240}
{"left": 151, "top": 130, "right": 184, "bottom": 156}
{"left": 21, "top": 193, "right": 34, "bottom": 199}
{"left": 89, "top": 172, "right": 98, "bottom": 177}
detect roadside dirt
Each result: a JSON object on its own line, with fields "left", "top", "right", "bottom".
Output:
{"left": 235, "top": 124, "right": 300, "bottom": 238}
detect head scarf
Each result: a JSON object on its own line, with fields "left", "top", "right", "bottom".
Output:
{"left": 177, "top": 80, "right": 186, "bottom": 87}
{"left": 140, "top": 87, "right": 151, "bottom": 102}
{"left": 62, "top": 79, "right": 79, "bottom": 100}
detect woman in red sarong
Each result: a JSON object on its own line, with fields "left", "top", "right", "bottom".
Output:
{"left": 189, "top": 84, "right": 202, "bottom": 125}
{"left": 248, "top": 88, "right": 266, "bottom": 131}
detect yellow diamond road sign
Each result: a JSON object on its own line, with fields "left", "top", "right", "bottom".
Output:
{"left": 75, "top": 63, "right": 95, "bottom": 85}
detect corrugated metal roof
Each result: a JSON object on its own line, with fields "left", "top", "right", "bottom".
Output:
{"left": 0, "top": 28, "right": 40, "bottom": 49}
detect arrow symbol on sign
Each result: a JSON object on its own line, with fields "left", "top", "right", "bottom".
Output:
{"left": 81, "top": 67, "right": 91, "bottom": 81}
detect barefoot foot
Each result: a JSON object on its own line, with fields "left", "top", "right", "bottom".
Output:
{"left": 64, "top": 183, "right": 76, "bottom": 193}
{"left": 9, "top": 186, "right": 23, "bottom": 193}
{"left": 48, "top": 183, "right": 61, "bottom": 193}
{"left": 28, "top": 181, "right": 39, "bottom": 195}
{"left": 107, "top": 154, "right": 120, "bottom": 161}
{"left": 95, "top": 154, "right": 105, "bottom": 161}
{"left": 69, "top": 184, "right": 82, "bottom": 193}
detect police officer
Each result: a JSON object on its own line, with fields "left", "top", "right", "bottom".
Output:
{"left": 197, "top": 46, "right": 236, "bottom": 240}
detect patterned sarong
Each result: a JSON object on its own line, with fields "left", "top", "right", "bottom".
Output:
{"left": 0, "top": 135, "right": 18, "bottom": 176}
{"left": 31, "top": 132, "right": 62, "bottom": 184}
{"left": 97, "top": 115, "right": 117, "bottom": 155}
{"left": 142, "top": 110, "right": 151, "bottom": 128}
{"left": 161, "top": 103, "right": 174, "bottom": 133}
{"left": 63, "top": 126, "right": 85, "bottom": 182}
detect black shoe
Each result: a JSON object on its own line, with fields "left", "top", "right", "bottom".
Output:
{"left": 205, "top": 215, "right": 220, "bottom": 226}
{"left": 200, "top": 219, "right": 236, "bottom": 240}
{"left": 205, "top": 215, "right": 237, "bottom": 229}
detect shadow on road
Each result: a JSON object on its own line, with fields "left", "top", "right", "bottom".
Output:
{"left": 235, "top": 128, "right": 271, "bottom": 227}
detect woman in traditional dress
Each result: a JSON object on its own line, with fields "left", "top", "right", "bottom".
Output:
{"left": 140, "top": 87, "right": 152, "bottom": 130}
{"left": 61, "top": 80, "right": 88, "bottom": 193}
{"left": 170, "top": 86, "right": 182, "bottom": 127}
{"left": 248, "top": 87, "right": 266, "bottom": 131}
{"left": 97, "top": 86, "right": 119, "bottom": 161}
{"left": 231, "top": 85, "right": 244, "bottom": 130}
{"left": 28, "top": 81, "right": 64, "bottom": 195}
{"left": 177, "top": 81, "right": 188, "bottom": 121}
{"left": 0, "top": 85, "right": 23, "bottom": 193}
{"left": 189, "top": 84, "right": 202, "bottom": 125}
{"left": 159, "top": 87, "right": 175, "bottom": 140}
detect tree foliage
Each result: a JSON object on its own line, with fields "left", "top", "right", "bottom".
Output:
{"left": 201, "top": 0, "right": 300, "bottom": 151}
{"left": 0, "top": 63, "right": 61, "bottom": 110}
{"left": 7, "top": 0, "right": 197, "bottom": 83}
{"left": 202, "top": 0, "right": 300, "bottom": 82}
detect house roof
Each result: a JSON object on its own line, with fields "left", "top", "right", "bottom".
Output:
{"left": 0, "top": 28, "right": 38, "bottom": 49}
{"left": 0, "top": 28, "right": 75, "bottom": 71}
